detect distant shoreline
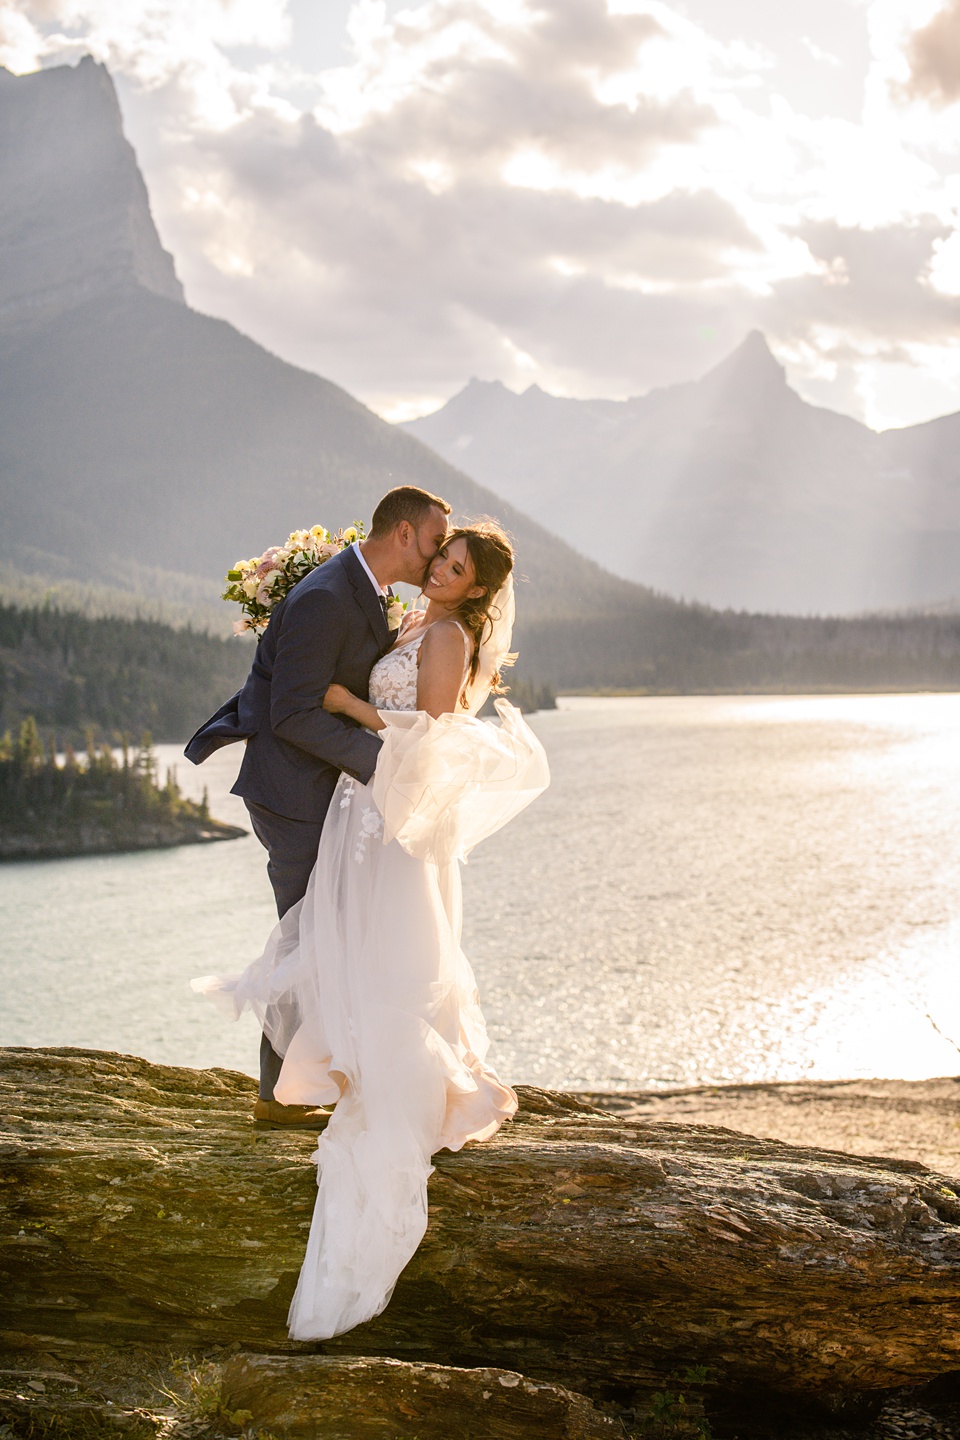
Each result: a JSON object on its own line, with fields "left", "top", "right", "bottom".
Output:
{"left": 0, "top": 816, "right": 246, "bottom": 862}
{"left": 557, "top": 684, "right": 960, "bottom": 696}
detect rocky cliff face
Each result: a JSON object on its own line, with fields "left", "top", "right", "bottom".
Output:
{"left": 0, "top": 57, "right": 183, "bottom": 331}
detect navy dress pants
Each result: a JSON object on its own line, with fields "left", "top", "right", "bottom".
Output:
{"left": 244, "top": 798, "right": 325, "bottom": 1100}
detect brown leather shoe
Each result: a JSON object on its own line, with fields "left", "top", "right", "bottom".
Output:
{"left": 253, "top": 1098, "right": 332, "bottom": 1128}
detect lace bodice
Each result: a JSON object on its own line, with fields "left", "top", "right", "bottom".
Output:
{"left": 369, "top": 619, "right": 471, "bottom": 712}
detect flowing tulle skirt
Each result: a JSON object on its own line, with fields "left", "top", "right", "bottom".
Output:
{"left": 194, "top": 701, "right": 549, "bottom": 1339}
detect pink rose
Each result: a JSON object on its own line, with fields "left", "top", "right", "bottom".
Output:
{"left": 257, "top": 552, "right": 281, "bottom": 577}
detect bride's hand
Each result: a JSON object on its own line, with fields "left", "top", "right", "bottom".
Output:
{"left": 323, "top": 683, "right": 354, "bottom": 715}
{"left": 324, "top": 681, "right": 385, "bottom": 734}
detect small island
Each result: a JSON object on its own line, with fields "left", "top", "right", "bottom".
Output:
{"left": 0, "top": 717, "right": 245, "bottom": 860}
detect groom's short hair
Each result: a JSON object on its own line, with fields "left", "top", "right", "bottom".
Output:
{"left": 369, "top": 486, "right": 451, "bottom": 538}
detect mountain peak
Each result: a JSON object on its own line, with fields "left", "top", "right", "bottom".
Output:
{"left": 703, "top": 329, "right": 786, "bottom": 390}
{"left": 0, "top": 57, "right": 184, "bottom": 332}
{"left": 741, "top": 328, "right": 776, "bottom": 358}
{"left": 464, "top": 376, "right": 508, "bottom": 392}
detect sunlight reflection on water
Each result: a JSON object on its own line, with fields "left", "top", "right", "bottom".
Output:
{"left": 2, "top": 694, "right": 959, "bottom": 1089}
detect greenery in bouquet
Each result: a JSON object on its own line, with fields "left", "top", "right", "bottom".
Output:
{"left": 224, "top": 523, "right": 366, "bottom": 635}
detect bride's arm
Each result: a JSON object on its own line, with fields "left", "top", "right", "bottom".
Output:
{"left": 322, "top": 620, "right": 472, "bottom": 726}
{"left": 323, "top": 684, "right": 385, "bottom": 732}
{"left": 321, "top": 611, "right": 428, "bottom": 730}
{"left": 417, "top": 621, "right": 471, "bottom": 718}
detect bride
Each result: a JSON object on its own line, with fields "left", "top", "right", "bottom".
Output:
{"left": 196, "top": 520, "right": 549, "bottom": 1340}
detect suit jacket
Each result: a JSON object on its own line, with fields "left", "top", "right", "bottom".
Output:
{"left": 184, "top": 546, "right": 393, "bottom": 823}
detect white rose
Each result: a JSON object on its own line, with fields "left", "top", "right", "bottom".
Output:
{"left": 387, "top": 598, "right": 407, "bottom": 630}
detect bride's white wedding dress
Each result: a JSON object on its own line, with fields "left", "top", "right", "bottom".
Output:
{"left": 195, "top": 618, "right": 549, "bottom": 1339}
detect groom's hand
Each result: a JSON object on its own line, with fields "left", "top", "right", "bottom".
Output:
{"left": 322, "top": 683, "right": 353, "bottom": 716}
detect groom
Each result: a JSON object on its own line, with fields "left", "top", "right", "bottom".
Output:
{"left": 186, "top": 485, "right": 451, "bottom": 1122}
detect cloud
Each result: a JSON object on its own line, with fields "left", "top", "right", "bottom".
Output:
{"left": 171, "top": 105, "right": 762, "bottom": 399}
{"left": 6, "top": 0, "right": 960, "bottom": 427}
{"left": 758, "top": 217, "right": 960, "bottom": 428}
{"left": 0, "top": 11, "right": 35, "bottom": 68}
{"left": 904, "top": 0, "right": 960, "bottom": 105}
{"left": 1, "top": 0, "right": 293, "bottom": 123}
{"left": 98, "top": 0, "right": 769, "bottom": 401}
{"left": 774, "top": 218, "right": 960, "bottom": 342}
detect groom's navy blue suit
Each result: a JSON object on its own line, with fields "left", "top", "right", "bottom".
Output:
{"left": 185, "top": 545, "right": 395, "bottom": 1098}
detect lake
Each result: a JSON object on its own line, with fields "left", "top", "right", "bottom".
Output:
{"left": 2, "top": 695, "right": 959, "bottom": 1090}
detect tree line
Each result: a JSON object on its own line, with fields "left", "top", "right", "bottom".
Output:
{"left": 3, "top": 599, "right": 960, "bottom": 760}
{"left": 0, "top": 601, "right": 251, "bottom": 744}
{"left": 515, "top": 605, "right": 960, "bottom": 692}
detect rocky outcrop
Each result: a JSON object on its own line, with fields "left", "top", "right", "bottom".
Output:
{"left": 0, "top": 1354, "right": 626, "bottom": 1439}
{"left": 3, "top": 1048, "right": 960, "bottom": 1419}
{"left": 0, "top": 58, "right": 184, "bottom": 332}
{"left": 220, "top": 1353, "right": 624, "bottom": 1439}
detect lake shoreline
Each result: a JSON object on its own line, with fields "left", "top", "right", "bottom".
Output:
{"left": 0, "top": 816, "right": 246, "bottom": 862}
{"left": 584, "top": 1074, "right": 960, "bottom": 1177}
{"left": 562, "top": 683, "right": 960, "bottom": 696}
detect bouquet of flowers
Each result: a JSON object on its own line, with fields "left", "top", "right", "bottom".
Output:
{"left": 224, "top": 523, "right": 366, "bottom": 635}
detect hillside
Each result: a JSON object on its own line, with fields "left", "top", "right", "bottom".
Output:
{"left": 404, "top": 335, "right": 960, "bottom": 615}
{"left": 0, "top": 603, "right": 251, "bottom": 744}
{"left": 0, "top": 283, "right": 648, "bottom": 632}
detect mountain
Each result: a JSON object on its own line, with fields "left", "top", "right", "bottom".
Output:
{"left": 0, "top": 58, "right": 649, "bottom": 638}
{"left": 3, "top": 57, "right": 960, "bottom": 696}
{"left": 0, "top": 58, "right": 183, "bottom": 330}
{"left": 403, "top": 334, "right": 960, "bottom": 614}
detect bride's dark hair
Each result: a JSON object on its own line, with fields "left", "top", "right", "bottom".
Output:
{"left": 443, "top": 519, "right": 514, "bottom": 705}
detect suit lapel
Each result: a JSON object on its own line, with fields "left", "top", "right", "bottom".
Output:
{"left": 342, "top": 545, "right": 391, "bottom": 650}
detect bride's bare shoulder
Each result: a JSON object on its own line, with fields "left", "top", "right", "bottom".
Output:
{"left": 418, "top": 617, "right": 471, "bottom": 666}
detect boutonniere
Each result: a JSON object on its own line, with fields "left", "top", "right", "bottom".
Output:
{"left": 386, "top": 596, "right": 408, "bottom": 631}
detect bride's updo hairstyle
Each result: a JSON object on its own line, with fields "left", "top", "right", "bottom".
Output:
{"left": 442, "top": 519, "right": 515, "bottom": 705}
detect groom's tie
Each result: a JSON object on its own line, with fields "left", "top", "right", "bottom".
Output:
{"left": 379, "top": 592, "right": 396, "bottom": 643}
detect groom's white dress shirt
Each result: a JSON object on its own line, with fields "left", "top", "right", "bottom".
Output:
{"left": 354, "top": 543, "right": 389, "bottom": 598}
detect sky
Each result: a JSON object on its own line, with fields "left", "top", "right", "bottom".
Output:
{"left": 4, "top": 0, "right": 960, "bottom": 429}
